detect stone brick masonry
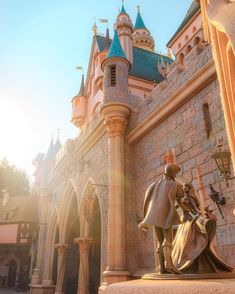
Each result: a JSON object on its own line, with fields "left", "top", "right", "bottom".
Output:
{"left": 124, "top": 44, "right": 235, "bottom": 275}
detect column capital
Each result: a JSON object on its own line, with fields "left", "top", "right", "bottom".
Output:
{"left": 101, "top": 103, "right": 131, "bottom": 138}
{"left": 74, "top": 237, "right": 93, "bottom": 252}
{"left": 55, "top": 243, "right": 68, "bottom": 254}
{"left": 105, "top": 117, "right": 127, "bottom": 138}
{"left": 74, "top": 237, "right": 93, "bottom": 244}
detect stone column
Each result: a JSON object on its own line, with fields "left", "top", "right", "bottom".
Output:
{"left": 31, "top": 189, "right": 48, "bottom": 285}
{"left": 54, "top": 243, "right": 68, "bottom": 294}
{"left": 74, "top": 237, "right": 93, "bottom": 294}
{"left": 101, "top": 103, "right": 131, "bottom": 285}
{"left": 199, "top": 0, "right": 235, "bottom": 170}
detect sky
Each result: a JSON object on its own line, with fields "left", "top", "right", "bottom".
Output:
{"left": 0, "top": 0, "right": 193, "bottom": 180}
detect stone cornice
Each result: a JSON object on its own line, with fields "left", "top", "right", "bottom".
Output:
{"left": 127, "top": 59, "right": 216, "bottom": 144}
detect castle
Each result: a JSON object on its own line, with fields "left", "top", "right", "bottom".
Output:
{"left": 30, "top": 1, "right": 235, "bottom": 294}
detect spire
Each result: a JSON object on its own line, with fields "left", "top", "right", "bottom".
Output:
{"left": 78, "top": 74, "right": 85, "bottom": 96}
{"left": 56, "top": 128, "right": 60, "bottom": 142}
{"left": 132, "top": 5, "right": 154, "bottom": 51}
{"left": 43, "top": 136, "right": 54, "bottom": 161}
{"left": 106, "top": 30, "right": 127, "bottom": 60}
{"left": 120, "top": 0, "right": 127, "bottom": 14}
{"left": 104, "top": 28, "right": 110, "bottom": 51}
{"left": 134, "top": 6, "right": 147, "bottom": 30}
{"left": 54, "top": 130, "right": 62, "bottom": 153}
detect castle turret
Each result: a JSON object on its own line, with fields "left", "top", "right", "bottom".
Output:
{"left": 132, "top": 6, "right": 155, "bottom": 52}
{"left": 115, "top": 2, "right": 133, "bottom": 64}
{"left": 71, "top": 74, "right": 87, "bottom": 128}
{"left": 100, "top": 29, "right": 131, "bottom": 285}
{"left": 101, "top": 30, "right": 131, "bottom": 104}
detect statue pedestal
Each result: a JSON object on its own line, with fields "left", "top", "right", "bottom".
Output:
{"left": 102, "top": 278, "right": 235, "bottom": 294}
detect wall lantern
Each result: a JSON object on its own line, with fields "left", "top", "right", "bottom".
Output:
{"left": 208, "top": 184, "right": 225, "bottom": 219}
{"left": 211, "top": 142, "right": 232, "bottom": 187}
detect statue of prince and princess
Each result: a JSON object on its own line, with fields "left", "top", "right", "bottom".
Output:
{"left": 138, "top": 161, "right": 233, "bottom": 275}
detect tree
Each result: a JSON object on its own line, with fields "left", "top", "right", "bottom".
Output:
{"left": 0, "top": 159, "right": 30, "bottom": 196}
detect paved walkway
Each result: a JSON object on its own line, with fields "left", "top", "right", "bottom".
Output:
{"left": 0, "top": 289, "right": 29, "bottom": 294}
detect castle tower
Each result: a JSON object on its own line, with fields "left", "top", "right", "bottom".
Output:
{"left": 132, "top": 6, "right": 155, "bottom": 52}
{"left": 71, "top": 74, "right": 87, "bottom": 128}
{"left": 115, "top": 2, "right": 134, "bottom": 64}
{"left": 100, "top": 29, "right": 131, "bottom": 287}
{"left": 102, "top": 30, "right": 131, "bottom": 104}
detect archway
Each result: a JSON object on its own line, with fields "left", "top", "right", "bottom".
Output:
{"left": 81, "top": 181, "right": 102, "bottom": 294}
{"left": 88, "top": 195, "right": 101, "bottom": 294}
{"left": 64, "top": 195, "right": 80, "bottom": 294}
{"left": 52, "top": 226, "right": 59, "bottom": 285}
{"left": 7, "top": 259, "right": 17, "bottom": 287}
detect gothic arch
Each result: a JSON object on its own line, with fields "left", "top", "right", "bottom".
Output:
{"left": 79, "top": 178, "right": 104, "bottom": 292}
{"left": 59, "top": 179, "right": 79, "bottom": 243}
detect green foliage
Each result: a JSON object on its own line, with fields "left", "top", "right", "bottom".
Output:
{"left": 0, "top": 159, "right": 29, "bottom": 196}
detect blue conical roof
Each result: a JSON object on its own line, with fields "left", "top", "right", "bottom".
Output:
{"left": 120, "top": 4, "right": 127, "bottom": 14}
{"left": 106, "top": 30, "right": 127, "bottom": 60}
{"left": 134, "top": 11, "right": 147, "bottom": 30}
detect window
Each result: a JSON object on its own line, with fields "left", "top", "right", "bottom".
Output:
{"left": 192, "top": 26, "right": 197, "bottom": 33}
{"left": 178, "top": 42, "right": 182, "bottom": 49}
{"left": 110, "top": 65, "right": 116, "bottom": 87}
{"left": 194, "top": 36, "right": 200, "bottom": 46}
{"left": 186, "top": 45, "right": 192, "bottom": 54}
{"left": 202, "top": 103, "right": 213, "bottom": 138}
{"left": 178, "top": 53, "right": 185, "bottom": 65}
{"left": 185, "top": 35, "right": 189, "bottom": 41}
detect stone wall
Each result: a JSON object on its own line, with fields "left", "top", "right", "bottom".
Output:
{"left": 75, "top": 131, "right": 109, "bottom": 274}
{"left": 125, "top": 45, "right": 235, "bottom": 274}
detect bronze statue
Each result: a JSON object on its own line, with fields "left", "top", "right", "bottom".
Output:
{"left": 139, "top": 164, "right": 233, "bottom": 275}
{"left": 139, "top": 163, "right": 183, "bottom": 274}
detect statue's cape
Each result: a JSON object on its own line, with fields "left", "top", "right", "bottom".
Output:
{"left": 143, "top": 181, "right": 156, "bottom": 218}
{"left": 142, "top": 179, "right": 181, "bottom": 229}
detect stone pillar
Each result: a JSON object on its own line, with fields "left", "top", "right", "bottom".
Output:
{"left": 101, "top": 103, "right": 131, "bottom": 285}
{"left": 74, "top": 237, "right": 93, "bottom": 294}
{"left": 199, "top": 0, "right": 235, "bottom": 170}
{"left": 31, "top": 190, "right": 48, "bottom": 285}
{"left": 54, "top": 243, "right": 68, "bottom": 294}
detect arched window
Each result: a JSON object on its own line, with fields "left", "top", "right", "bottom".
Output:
{"left": 186, "top": 45, "right": 192, "bottom": 54}
{"left": 178, "top": 42, "right": 182, "bottom": 49}
{"left": 185, "top": 35, "right": 189, "bottom": 41}
{"left": 178, "top": 53, "right": 185, "bottom": 65}
{"left": 192, "top": 26, "right": 197, "bottom": 33}
{"left": 194, "top": 36, "right": 200, "bottom": 46}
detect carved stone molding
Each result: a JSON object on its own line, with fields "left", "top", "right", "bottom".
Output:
{"left": 104, "top": 117, "right": 127, "bottom": 138}
{"left": 100, "top": 102, "right": 131, "bottom": 138}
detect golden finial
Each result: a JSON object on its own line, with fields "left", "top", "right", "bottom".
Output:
{"left": 137, "top": 5, "right": 140, "bottom": 12}
{"left": 92, "top": 18, "right": 98, "bottom": 35}
{"left": 167, "top": 47, "right": 172, "bottom": 58}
